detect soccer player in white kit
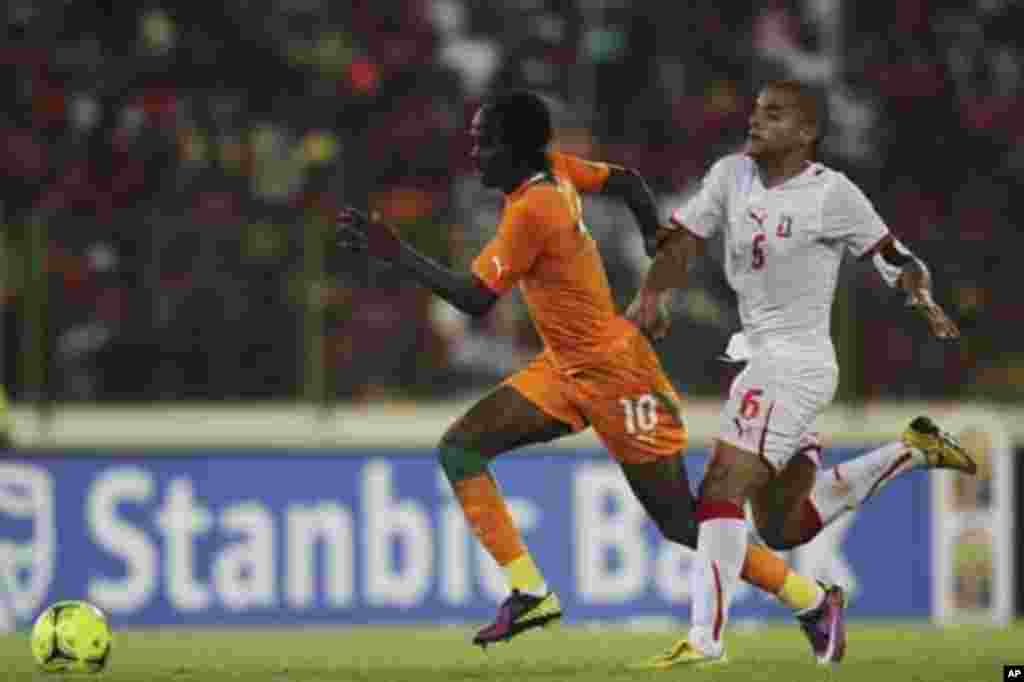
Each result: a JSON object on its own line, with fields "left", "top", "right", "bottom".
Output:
{"left": 628, "top": 80, "right": 976, "bottom": 666}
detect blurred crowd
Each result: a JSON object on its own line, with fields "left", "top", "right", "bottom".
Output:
{"left": 1, "top": 0, "right": 1021, "bottom": 405}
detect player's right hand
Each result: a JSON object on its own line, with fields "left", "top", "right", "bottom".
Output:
{"left": 337, "top": 206, "right": 403, "bottom": 262}
{"left": 626, "top": 288, "right": 672, "bottom": 342}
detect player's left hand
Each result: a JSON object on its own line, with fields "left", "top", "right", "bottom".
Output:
{"left": 908, "top": 291, "right": 960, "bottom": 340}
{"left": 337, "top": 206, "right": 403, "bottom": 262}
{"left": 627, "top": 289, "right": 672, "bottom": 342}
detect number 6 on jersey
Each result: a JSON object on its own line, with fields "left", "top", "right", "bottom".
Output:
{"left": 752, "top": 233, "right": 767, "bottom": 270}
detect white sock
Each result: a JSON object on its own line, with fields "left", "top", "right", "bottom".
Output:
{"left": 808, "top": 442, "right": 925, "bottom": 525}
{"left": 689, "top": 516, "right": 747, "bottom": 657}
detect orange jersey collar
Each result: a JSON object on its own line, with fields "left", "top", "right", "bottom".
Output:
{"left": 506, "top": 172, "right": 550, "bottom": 201}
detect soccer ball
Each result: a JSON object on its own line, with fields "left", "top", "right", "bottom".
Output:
{"left": 30, "top": 600, "right": 113, "bottom": 673}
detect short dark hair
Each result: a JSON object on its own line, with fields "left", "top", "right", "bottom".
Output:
{"left": 764, "top": 79, "right": 828, "bottom": 144}
{"left": 485, "top": 91, "right": 553, "bottom": 152}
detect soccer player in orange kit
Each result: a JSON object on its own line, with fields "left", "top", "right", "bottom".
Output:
{"left": 337, "top": 91, "right": 841, "bottom": 656}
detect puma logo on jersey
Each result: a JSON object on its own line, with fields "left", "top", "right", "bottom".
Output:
{"left": 748, "top": 208, "right": 767, "bottom": 227}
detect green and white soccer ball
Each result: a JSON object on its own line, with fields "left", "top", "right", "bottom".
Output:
{"left": 30, "top": 600, "right": 113, "bottom": 673}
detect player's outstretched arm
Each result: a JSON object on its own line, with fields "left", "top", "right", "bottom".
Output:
{"left": 337, "top": 207, "right": 498, "bottom": 317}
{"left": 601, "top": 166, "right": 662, "bottom": 258}
{"left": 873, "top": 238, "right": 960, "bottom": 340}
{"left": 627, "top": 228, "right": 704, "bottom": 341}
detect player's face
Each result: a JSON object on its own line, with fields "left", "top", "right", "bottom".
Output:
{"left": 469, "top": 106, "right": 504, "bottom": 188}
{"left": 746, "top": 88, "right": 812, "bottom": 160}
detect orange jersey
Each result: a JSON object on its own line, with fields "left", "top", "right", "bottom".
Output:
{"left": 472, "top": 152, "right": 634, "bottom": 373}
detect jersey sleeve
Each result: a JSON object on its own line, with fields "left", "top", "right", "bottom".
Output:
{"left": 471, "top": 189, "right": 561, "bottom": 295}
{"left": 820, "top": 174, "right": 889, "bottom": 258}
{"left": 549, "top": 151, "right": 611, "bottom": 193}
{"left": 670, "top": 156, "right": 733, "bottom": 239}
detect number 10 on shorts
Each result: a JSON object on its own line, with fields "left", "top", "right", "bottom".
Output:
{"left": 619, "top": 394, "right": 659, "bottom": 434}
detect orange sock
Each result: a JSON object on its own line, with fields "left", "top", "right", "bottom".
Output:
{"left": 741, "top": 543, "right": 823, "bottom": 611}
{"left": 741, "top": 543, "right": 790, "bottom": 594}
{"left": 453, "top": 473, "right": 527, "bottom": 565}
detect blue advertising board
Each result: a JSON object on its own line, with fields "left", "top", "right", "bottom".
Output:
{"left": 0, "top": 448, "right": 930, "bottom": 628}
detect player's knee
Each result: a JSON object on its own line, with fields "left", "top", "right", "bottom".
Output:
{"left": 640, "top": 495, "right": 698, "bottom": 549}
{"left": 665, "top": 501, "right": 700, "bottom": 549}
{"left": 439, "top": 425, "right": 467, "bottom": 452}
{"left": 655, "top": 517, "right": 698, "bottom": 549}
{"left": 700, "top": 447, "right": 773, "bottom": 503}
{"left": 438, "top": 431, "right": 489, "bottom": 483}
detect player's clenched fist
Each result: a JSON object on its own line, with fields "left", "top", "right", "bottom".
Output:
{"left": 626, "top": 288, "right": 672, "bottom": 342}
{"left": 336, "top": 206, "right": 403, "bottom": 262}
{"left": 908, "top": 293, "right": 961, "bottom": 341}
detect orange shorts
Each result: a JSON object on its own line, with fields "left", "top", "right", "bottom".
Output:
{"left": 504, "top": 329, "right": 687, "bottom": 464}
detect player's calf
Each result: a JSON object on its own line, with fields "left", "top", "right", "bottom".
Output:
{"left": 620, "top": 456, "right": 699, "bottom": 549}
{"left": 750, "top": 433, "right": 825, "bottom": 549}
{"left": 688, "top": 445, "right": 774, "bottom": 658}
{"left": 751, "top": 488, "right": 823, "bottom": 551}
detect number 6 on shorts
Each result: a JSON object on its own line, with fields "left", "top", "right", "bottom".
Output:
{"left": 740, "top": 389, "right": 763, "bottom": 420}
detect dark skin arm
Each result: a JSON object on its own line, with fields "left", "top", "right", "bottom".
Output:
{"left": 626, "top": 226, "right": 705, "bottom": 340}
{"left": 396, "top": 246, "right": 498, "bottom": 317}
{"left": 337, "top": 207, "right": 498, "bottom": 317}
{"left": 601, "top": 165, "right": 662, "bottom": 258}
{"left": 342, "top": 164, "right": 662, "bottom": 315}
{"left": 877, "top": 237, "right": 960, "bottom": 340}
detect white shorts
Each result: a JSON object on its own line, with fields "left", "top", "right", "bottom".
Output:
{"left": 716, "top": 355, "right": 838, "bottom": 471}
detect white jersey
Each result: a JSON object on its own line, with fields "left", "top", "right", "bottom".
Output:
{"left": 672, "top": 154, "right": 888, "bottom": 366}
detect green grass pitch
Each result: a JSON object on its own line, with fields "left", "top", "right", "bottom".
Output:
{"left": 2, "top": 622, "right": 1019, "bottom": 681}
